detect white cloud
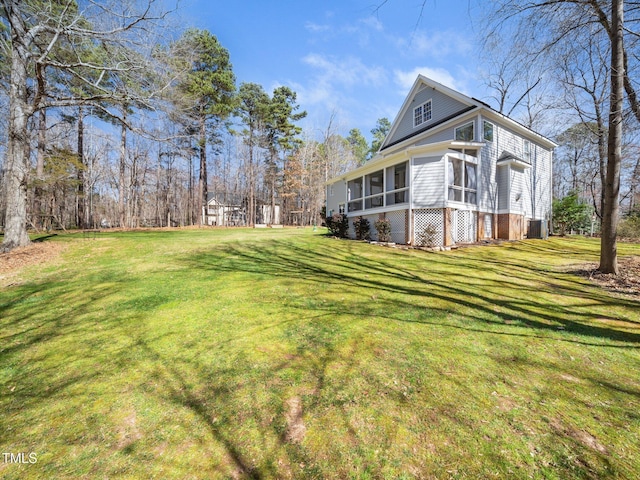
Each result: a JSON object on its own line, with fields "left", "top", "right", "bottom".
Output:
{"left": 393, "top": 30, "right": 473, "bottom": 59}
{"left": 303, "top": 53, "right": 387, "bottom": 91}
{"left": 394, "top": 67, "right": 461, "bottom": 92}
{"left": 305, "top": 22, "right": 331, "bottom": 34}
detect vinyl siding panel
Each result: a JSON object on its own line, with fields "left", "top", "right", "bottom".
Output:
{"left": 385, "top": 86, "right": 470, "bottom": 148}
{"left": 326, "top": 180, "right": 346, "bottom": 216}
{"left": 529, "top": 146, "right": 552, "bottom": 219}
{"left": 510, "top": 166, "right": 526, "bottom": 214}
{"left": 497, "top": 167, "right": 509, "bottom": 210}
{"left": 412, "top": 156, "right": 444, "bottom": 208}
{"left": 492, "top": 119, "right": 553, "bottom": 218}
{"left": 479, "top": 142, "right": 497, "bottom": 212}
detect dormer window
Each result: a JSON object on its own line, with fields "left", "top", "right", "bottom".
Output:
{"left": 413, "top": 100, "right": 432, "bottom": 127}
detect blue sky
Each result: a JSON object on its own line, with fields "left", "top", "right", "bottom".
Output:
{"left": 178, "top": 0, "right": 485, "bottom": 141}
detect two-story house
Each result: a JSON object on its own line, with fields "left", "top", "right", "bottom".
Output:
{"left": 326, "top": 75, "right": 556, "bottom": 246}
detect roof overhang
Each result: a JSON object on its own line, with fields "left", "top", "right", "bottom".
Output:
{"left": 325, "top": 140, "right": 486, "bottom": 185}
{"left": 497, "top": 151, "right": 532, "bottom": 169}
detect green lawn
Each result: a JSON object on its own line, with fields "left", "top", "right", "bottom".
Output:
{"left": 1, "top": 228, "right": 639, "bottom": 479}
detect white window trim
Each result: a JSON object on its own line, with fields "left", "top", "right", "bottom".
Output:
{"left": 524, "top": 139, "right": 532, "bottom": 162}
{"left": 483, "top": 120, "right": 494, "bottom": 142}
{"left": 455, "top": 121, "right": 475, "bottom": 142}
{"left": 413, "top": 99, "right": 432, "bottom": 128}
{"left": 446, "top": 153, "right": 478, "bottom": 206}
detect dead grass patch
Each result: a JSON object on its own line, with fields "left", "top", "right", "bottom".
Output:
{"left": 0, "top": 241, "right": 67, "bottom": 287}
{"left": 284, "top": 396, "right": 306, "bottom": 444}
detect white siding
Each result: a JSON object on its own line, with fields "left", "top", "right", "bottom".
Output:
{"left": 492, "top": 119, "right": 553, "bottom": 219}
{"left": 479, "top": 141, "right": 497, "bottom": 212}
{"left": 529, "top": 146, "right": 552, "bottom": 219}
{"left": 412, "top": 156, "right": 444, "bottom": 208}
{"left": 497, "top": 167, "right": 509, "bottom": 210}
{"left": 326, "top": 180, "right": 346, "bottom": 216}
{"left": 510, "top": 166, "right": 526, "bottom": 214}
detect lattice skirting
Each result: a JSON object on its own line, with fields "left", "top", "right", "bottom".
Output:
{"left": 452, "top": 210, "right": 477, "bottom": 243}
{"left": 413, "top": 209, "right": 445, "bottom": 247}
{"left": 386, "top": 209, "right": 407, "bottom": 244}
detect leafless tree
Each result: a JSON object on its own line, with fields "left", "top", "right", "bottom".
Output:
{"left": 0, "top": 0, "right": 174, "bottom": 251}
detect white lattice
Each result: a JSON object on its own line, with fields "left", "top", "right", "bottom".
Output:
{"left": 386, "top": 209, "right": 407, "bottom": 244}
{"left": 453, "top": 210, "right": 477, "bottom": 243}
{"left": 413, "top": 209, "right": 444, "bottom": 246}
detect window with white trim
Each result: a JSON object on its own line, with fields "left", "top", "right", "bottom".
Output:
{"left": 448, "top": 157, "right": 477, "bottom": 204}
{"left": 413, "top": 99, "right": 432, "bottom": 127}
{"left": 524, "top": 140, "right": 532, "bottom": 163}
{"left": 483, "top": 121, "right": 494, "bottom": 142}
{"left": 455, "top": 122, "right": 475, "bottom": 141}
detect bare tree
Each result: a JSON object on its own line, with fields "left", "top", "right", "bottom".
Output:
{"left": 483, "top": 0, "right": 636, "bottom": 274}
{"left": 0, "top": 0, "right": 173, "bottom": 251}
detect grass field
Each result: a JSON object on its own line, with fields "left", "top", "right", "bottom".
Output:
{"left": 1, "top": 228, "right": 639, "bottom": 479}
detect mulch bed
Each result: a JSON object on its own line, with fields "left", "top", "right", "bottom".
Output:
{"left": 571, "top": 256, "right": 640, "bottom": 297}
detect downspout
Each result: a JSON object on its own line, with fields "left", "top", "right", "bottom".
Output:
{"left": 408, "top": 157, "right": 413, "bottom": 245}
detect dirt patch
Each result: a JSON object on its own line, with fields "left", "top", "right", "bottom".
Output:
{"left": 284, "top": 396, "right": 306, "bottom": 444}
{"left": 570, "top": 256, "right": 640, "bottom": 297}
{"left": 117, "top": 411, "right": 142, "bottom": 450}
{"left": 550, "top": 418, "right": 608, "bottom": 454}
{"left": 0, "top": 241, "right": 67, "bottom": 287}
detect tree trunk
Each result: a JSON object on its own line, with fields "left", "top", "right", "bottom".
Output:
{"left": 33, "top": 108, "right": 46, "bottom": 230}
{"left": 1, "top": 3, "right": 32, "bottom": 252}
{"left": 599, "top": 0, "right": 624, "bottom": 274}
{"left": 198, "top": 115, "right": 207, "bottom": 226}
{"left": 119, "top": 111, "right": 127, "bottom": 228}
{"left": 77, "top": 106, "right": 86, "bottom": 229}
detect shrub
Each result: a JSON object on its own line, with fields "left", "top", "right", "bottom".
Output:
{"left": 353, "top": 216, "right": 371, "bottom": 240}
{"left": 417, "top": 224, "right": 438, "bottom": 247}
{"left": 374, "top": 218, "right": 392, "bottom": 243}
{"left": 326, "top": 213, "right": 349, "bottom": 238}
{"left": 552, "top": 191, "right": 591, "bottom": 235}
{"left": 618, "top": 215, "right": 640, "bottom": 240}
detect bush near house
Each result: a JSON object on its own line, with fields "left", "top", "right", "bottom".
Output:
{"left": 326, "top": 213, "right": 349, "bottom": 238}
{"left": 353, "top": 216, "right": 371, "bottom": 240}
{"left": 374, "top": 218, "right": 391, "bottom": 242}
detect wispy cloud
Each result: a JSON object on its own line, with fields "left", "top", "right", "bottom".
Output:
{"left": 304, "top": 22, "right": 331, "bottom": 34}
{"left": 394, "top": 67, "right": 460, "bottom": 92}
{"left": 393, "top": 29, "right": 473, "bottom": 59}
{"left": 303, "top": 53, "right": 387, "bottom": 90}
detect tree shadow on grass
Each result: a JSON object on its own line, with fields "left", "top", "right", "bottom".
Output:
{"left": 179, "top": 239, "right": 640, "bottom": 347}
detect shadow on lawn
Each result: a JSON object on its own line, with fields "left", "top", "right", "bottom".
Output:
{"left": 181, "top": 238, "right": 640, "bottom": 347}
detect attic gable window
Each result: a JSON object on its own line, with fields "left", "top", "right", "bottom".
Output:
{"left": 413, "top": 99, "right": 432, "bottom": 127}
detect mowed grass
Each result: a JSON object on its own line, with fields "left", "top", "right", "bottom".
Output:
{"left": 1, "top": 228, "right": 639, "bottom": 479}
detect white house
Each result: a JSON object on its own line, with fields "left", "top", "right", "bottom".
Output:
{"left": 326, "top": 75, "right": 556, "bottom": 246}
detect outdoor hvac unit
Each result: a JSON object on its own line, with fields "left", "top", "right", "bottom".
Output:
{"left": 527, "top": 220, "right": 548, "bottom": 239}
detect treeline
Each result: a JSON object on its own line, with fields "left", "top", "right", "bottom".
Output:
{"left": 0, "top": 1, "right": 389, "bottom": 244}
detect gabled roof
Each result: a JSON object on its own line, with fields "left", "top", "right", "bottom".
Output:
{"left": 381, "top": 75, "right": 482, "bottom": 152}
{"left": 379, "top": 74, "right": 557, "bottom": 154}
